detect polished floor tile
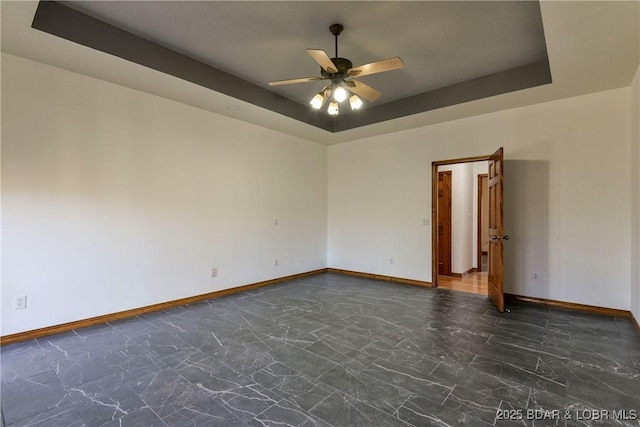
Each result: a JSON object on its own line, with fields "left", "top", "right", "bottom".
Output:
{"left": 1, "top": 273, "right": 639, "bottom": 426}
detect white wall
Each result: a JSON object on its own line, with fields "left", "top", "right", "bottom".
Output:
{"left": 326, "top": 139, "right": 431, "bottom": 280}
{"left": 631, "top": 64, "right": 640, "bottom": 321}
{"left": 1, "top": 54, "right": 328, "bottom": 335}
{"left": 471, "top": 162, "right": 488, "bottom": 269}
{"left": 2, "top": 52, "right": 637, "bottom": 337}
{"left": 328, "top": 87, "right": 632, "bottom": 310}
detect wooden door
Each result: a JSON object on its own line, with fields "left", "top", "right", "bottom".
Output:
{"left": 488, "top": 148, "right": 505, "bottom": 312}
{"left": 437, "top": 171, "right": 452, "bottom": 275}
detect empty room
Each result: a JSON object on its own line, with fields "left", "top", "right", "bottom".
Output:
{"left": 1, "top": 1, "right": 639, "bottom": 426}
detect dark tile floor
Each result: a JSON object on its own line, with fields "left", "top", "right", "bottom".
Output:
{"left": 1, "top": 273, "right": 639, "bottom": 426}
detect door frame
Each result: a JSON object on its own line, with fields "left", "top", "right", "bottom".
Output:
{"left": 431, "top": 154, "right": 493, "bottom": 288}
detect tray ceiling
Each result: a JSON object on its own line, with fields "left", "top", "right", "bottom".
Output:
{"left": 2, "top": 1, "right": 638, "bottom": 144}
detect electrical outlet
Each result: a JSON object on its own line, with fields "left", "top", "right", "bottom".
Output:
{"left": 423, "top": 218, "right": 430, "bottom": 226}
{"left": 14, "top": 295, "right": 27, "bottom": 310}
{"left": 274, "top": 259, "right": 278, "bottom": 267}
{"left": 274, "top": 218, "right": 278, "bottom": 226}
{"left": 211, "top": 268, "right": 218, "bottom": 277}
{"left": 531, "top": 272, "right": 539, "bottom": 281}
{"left": 390, "top": 258, "right": 394, "bottom": 264}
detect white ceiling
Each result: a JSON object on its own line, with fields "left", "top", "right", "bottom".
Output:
{"left": 2, "top": 1, "right": 639, "bottom": 145}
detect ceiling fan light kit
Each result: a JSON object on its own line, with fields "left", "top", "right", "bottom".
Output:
{"left": 327, "top": 101, "right": 340, "bottom": 116}
{"left": 332, "top": 85, "right": 348, "bottom": 103}
{"left": 349, "top": 94, "right": 363, "bottom": 110}
{"left": 269, "top": 23, "right": 404, "bottom": 116}
{"left": 309, "top": 92, "right": 325, "bottom": 109}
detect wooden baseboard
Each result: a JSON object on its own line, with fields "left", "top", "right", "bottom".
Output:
{"left": 327, "top": 268, "right": 433, "bottom": 288}
{"left": 448, "top": 268, "right": 477, "bottom": 278}
{"left": 0, "top": 268, "right": 328, "bottom": 346}
{"left": 5, "top": 271, "right": 635, "bottom": 345}
{"left": 505, "top": 293, "right": 631, "bottom": 318}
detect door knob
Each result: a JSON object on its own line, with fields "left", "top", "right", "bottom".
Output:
{"left": 492, "top": 235, "right": 509, "bottom": 241}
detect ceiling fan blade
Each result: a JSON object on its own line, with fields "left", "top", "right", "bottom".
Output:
{"left": 268, "top": 76, "right": 325, "bottom": 86}
{"left": 306, "top": 49, "right": 338, "bottom": 73}
{"left": 348, "top": 80, "right": 382, "bottom": 102}
{"left": 348, "top": 56, "right": 404, "bottom": 77}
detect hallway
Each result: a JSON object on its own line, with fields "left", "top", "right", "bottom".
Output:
{"left": 437, "top": 272, "right": 488, "bottom": 295}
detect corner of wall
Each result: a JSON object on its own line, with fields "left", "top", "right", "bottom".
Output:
{"left": 630, "top": 64, "right": 640, "bottom": 322}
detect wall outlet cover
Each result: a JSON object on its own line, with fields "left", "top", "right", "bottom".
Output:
{"left": 14, "top": 295, "right": 27, "bottom": 310}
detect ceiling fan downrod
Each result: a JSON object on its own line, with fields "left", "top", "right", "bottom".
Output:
{"left": 329, "top": 23, "right": 343, "bottom": 59}
{"left": 322, "top": 24, "right": 353, "bottom": 80}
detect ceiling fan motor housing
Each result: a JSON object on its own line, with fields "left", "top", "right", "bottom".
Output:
{"left": 321, "top": 57, "right": 353, "bottom": 79}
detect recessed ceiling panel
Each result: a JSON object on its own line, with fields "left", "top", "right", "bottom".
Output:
{"left": 34, "top": 1, "right": 551, "bottom": 132}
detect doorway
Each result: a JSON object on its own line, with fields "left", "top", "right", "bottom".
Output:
{"left": 431, "top": 148, "right": 506, "bottom": 312}
{"left": 434, "top": 163, "right": 488, "bottom": 296}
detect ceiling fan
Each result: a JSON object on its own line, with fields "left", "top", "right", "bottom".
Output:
{"left": 268, "top": 24, "right": 404, "bottom": 115}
